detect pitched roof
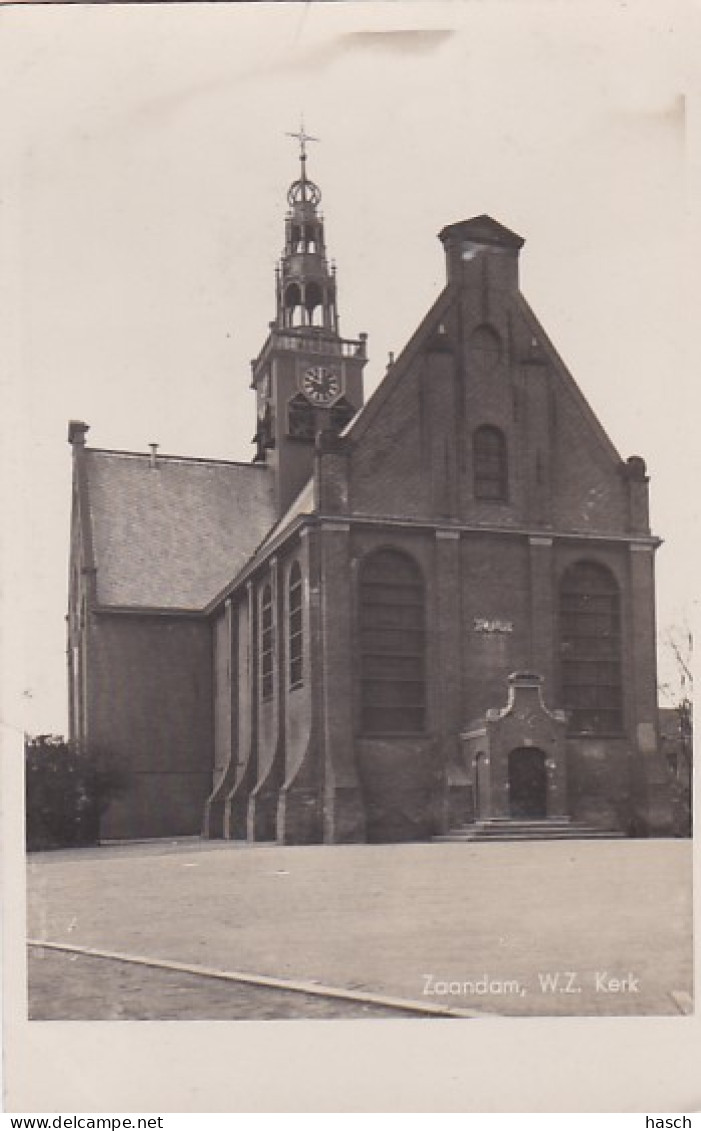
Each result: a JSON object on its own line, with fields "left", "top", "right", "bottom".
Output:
{"left": 258, "top": 477, "right": 315, "bottom": 551}
{"left": 82, "top": 449, "right": 275, "bottom": 610}
{"left": 206, "top": 477, "right": 316, "bottom": 613}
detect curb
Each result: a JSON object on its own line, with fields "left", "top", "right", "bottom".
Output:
{"left": 27, "top": 939, "right": 489, "bottom": 1020}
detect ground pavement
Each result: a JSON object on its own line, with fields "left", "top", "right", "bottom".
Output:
{"left": 26, "top": 838, "right": 693, "bottom": 1020}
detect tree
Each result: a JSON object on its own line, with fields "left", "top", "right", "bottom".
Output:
{"left": 658, "top": 623, "right": 693, "bottom": 836}
{"left": 659, "top": 622, "right": 693, "bottom": 735}
{"left": 25, "top": 735, "right": 128, "bottom": 850}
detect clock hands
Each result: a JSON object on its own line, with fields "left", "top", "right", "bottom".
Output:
{"left": 302, "top": 366, "right": 340, "bottom": 403}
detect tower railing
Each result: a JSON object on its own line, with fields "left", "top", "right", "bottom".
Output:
{"left": 253, "top": 328, "right": 367, "bottom": 372}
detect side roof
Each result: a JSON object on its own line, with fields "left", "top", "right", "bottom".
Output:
{"left": 76, "top": 446, "right": 275, "bottom": 611}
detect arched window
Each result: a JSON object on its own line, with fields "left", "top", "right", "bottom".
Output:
{"left": 305, "top": 282, "right": 323, "bottom": 326}
{"left": 284, "top": 283, "right": 304, "bottom": 328}
{"left": 260, "top": 584, "right": 274, "bottom": 701}
{"left": 359, "top": 550, "right": 426, "bottom": 734}
{"left": 288, "top": 562, "right": 303, "bottom": 690}
{"left": 559, "top": 561, "right": 622, "bottom": 735}
{"left": 474, "top": 425, "right": 508, "bottom": 500}
{"left": 290, "top": 224, "right": 304, "bottom": 253}
{"left": 469, "top": 323, "right": 502, "bottom": 375}
{"left": 288, "top": 394, "right": 315, "bottom": 441}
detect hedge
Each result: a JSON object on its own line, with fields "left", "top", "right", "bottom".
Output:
{"left": 25, "top": 735, "right": 127, "bottom": 851}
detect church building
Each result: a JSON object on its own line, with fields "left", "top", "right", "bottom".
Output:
{"left": 67, "top": 138, "right": 673, "bottom": 843}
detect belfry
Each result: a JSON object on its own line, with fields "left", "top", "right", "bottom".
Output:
{"left": 277, "top": 125, "right": 338, "bottom": 334}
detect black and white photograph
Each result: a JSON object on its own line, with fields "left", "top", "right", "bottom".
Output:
{"left": 2, "top": 0, "right": 698, "bottom": 1113}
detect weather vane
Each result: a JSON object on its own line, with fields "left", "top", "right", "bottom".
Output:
{"left": 285, "top": 119, "right": 320, "bottom": 161}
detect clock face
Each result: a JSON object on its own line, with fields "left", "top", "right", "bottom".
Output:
{"left": 301, "top": 365, "right": 341, "bottom": 405}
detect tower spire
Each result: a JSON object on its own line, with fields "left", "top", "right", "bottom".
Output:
{"left": 277, "top": 122, "right": 336, "bottom": 333}
{"left": 249, "top": 131, "right": 368, "bottom": 512}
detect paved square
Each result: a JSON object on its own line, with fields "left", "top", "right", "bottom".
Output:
{"left": 27, "top": 838, "right": 693, "bottom": 1018}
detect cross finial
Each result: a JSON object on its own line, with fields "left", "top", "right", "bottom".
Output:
{"left": 285, "top": 119, "right": 319, "bottom": 162}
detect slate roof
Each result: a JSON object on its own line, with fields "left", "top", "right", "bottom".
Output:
{"left": 206, "top": 476, "right": 316, "bottom": 612}
{"left": 82, "top": 449, "right": 275, "bottom": 610}
{"left": 257, "top": 478, "right": 315, "bottom": 552}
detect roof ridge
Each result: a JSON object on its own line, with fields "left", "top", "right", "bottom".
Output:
{"left": 85, "top": 447, "right": 269, "bottom": 469}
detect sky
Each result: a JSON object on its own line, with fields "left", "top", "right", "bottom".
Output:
{"left": 2, "top": 0, "right": 698, "bottom": 737}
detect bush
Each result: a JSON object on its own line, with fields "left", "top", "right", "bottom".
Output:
{"left": 25, "top": 735, "right": 127, "bottom": 851}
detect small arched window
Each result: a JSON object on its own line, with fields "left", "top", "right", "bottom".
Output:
{"left": 288, "top": 562, "right": 304, "bottom": 690}
{"left": 290, "top": 224, "right": 304, "bottom": 253}
{"left": 305, "top": 282, "right": 323, "bottom": 326}
{"left": 284, "top": 283, "right": 304, "bottom": 328}
{"left": 359, "top": 550, "right": 426, "bottom": 735}
{"left": 288, "top": 394, "right": 315, "bottom": 441}
{"left": 559, "top": 561, "right": 622, "bottom": 735}
{"left": 260, "top": 584, "right": 274, "bottom": 701}
{"left": 469, "top": 323, "right": 502, "bottom": 375}
{"left": 474, "top": 425, "right": 508, "bottom": 500}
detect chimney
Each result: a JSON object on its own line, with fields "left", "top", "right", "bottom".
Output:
{"left": 148, "top": 443, "right": 159, "bottom": 469}
{"left": 622, "top": 455, "right": 650, "bottom": 534}
{"left": 438, "top": 215, "right": 524, "bottom": 289}
{"left": 68, "top": 420, "right": 90, "bottom": 447}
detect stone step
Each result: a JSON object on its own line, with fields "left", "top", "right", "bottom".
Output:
{"left": 472, "top": 820, "right": 572, "bottom": 832}
{"left": 448, "top": 817, "right": 609, "bottom": 831}
{"left": 434, "top": 831, "right": 625, "bottom": 842}
{"left": 476, "top": 816, "right": 573, "bottom": 826}
{"left": 434, "top": 823, "right": 626, "bottom": 843}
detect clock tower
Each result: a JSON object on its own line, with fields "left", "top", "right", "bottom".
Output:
{"left": 250, "top": 127, "right": 367, "bottom": 516}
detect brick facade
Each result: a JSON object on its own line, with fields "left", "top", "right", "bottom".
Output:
{"left": 86, "top": 614, "right": 213, "bottom": 840}
{"left": 202, "top": 214, "right": 671, "bottom": 842}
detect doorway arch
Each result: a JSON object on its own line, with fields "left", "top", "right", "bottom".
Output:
{"left": 508, "top": 747, "right": 547, "bottom": 819}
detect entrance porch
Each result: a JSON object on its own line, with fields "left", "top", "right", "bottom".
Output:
{"left": 459, "top": 671, "right": 569, "bottom": 825}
